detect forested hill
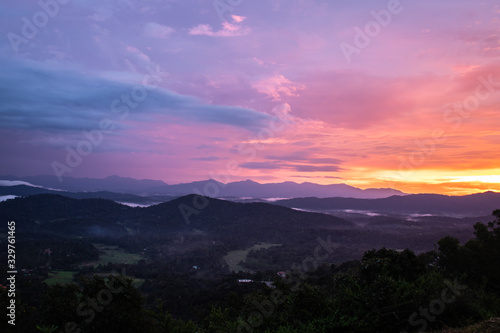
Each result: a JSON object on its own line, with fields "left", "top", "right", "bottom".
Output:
{"left": 0, "top": 194, "right": 353, "bottom": 240}
{"left": 276, "top": 191, "right": 500, "bottom": 216}
{"left": 0, "top": 184, "right": 151, "bottom": 202}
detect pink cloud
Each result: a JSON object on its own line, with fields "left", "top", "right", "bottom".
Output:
{"left": 189, "top": 15, "right": 249, "bottom": 37}
{"left": 253, "top": 57, "right": 265, "bottom": 65}
{"left": 290, "top": 70, "right": 452, "bottom": 129}
{"left": 231, "top": 15, "right": 246, "bottom": 23}
{"left": 252, "top": 75, "right": 305, "bottom": 101}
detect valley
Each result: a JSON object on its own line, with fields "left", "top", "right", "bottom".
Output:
{"left": 1, "top": 187, "right": 499, "bottom": 332}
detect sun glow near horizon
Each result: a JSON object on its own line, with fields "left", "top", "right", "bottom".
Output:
{"left": 347, "top": 168, "right": 500, "bottom": 195}
{"left": 448, "top": 175, "right": 500, "bottom": 184}
{"left": 1, "top": 1, "right": 500, "bottom": 197}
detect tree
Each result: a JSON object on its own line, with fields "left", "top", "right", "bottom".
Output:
{"left": 438, "top": 210, "right": 500, "bottom": 292}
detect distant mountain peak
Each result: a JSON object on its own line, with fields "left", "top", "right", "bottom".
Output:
{"left": 0, "top": 175, "right": 406, "bottom": 199}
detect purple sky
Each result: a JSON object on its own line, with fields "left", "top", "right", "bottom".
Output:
{"left": 1, "top": 0, "right": 500, "bottom": 194}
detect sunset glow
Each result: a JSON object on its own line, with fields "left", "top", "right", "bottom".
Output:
{"left": 449, "top": 175, "right": 500, "bottom": 184}
{"left": 1, "top": 0, "right": 500, "bottom": 195}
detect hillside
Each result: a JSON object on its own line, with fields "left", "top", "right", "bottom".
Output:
{"left": 276, "top": 191, "right": 500, "bottom": 217}
{"left": 0, "top": 184, "right": 174, "bottom": 205}
{"left": 0, "top": 192, "right": 489, "bottom": 266}
{"left": 0, "top": 194, "right": 353, "bottom": 241}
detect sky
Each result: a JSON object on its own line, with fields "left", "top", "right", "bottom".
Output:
{"left": 1, "top": 0, "right": 500, "bottom": 195}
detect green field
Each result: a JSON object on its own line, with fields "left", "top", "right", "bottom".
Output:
{"left": 224, "top": 243, "right": 281, "bottom": 273}
{"left": 44, "top": 270, "right": 145, "bottom": 288}
{"left": 43, "top": 244, "right": 146, "bottom": 286}
{"left": 81, "top": 244, "right": 146, "bottom": 267}
{"left": 44, "top": 270, "right": 77, "bottom": 285}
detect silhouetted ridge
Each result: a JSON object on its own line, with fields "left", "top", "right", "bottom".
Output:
{"left": 0, "top": 194, "right": 353, "bottom": 240}
{"left": 276, "top": 192, "right": 500, "bottom": 216}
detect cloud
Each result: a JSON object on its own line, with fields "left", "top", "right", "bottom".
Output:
{"left": 88, "top": 6, "right": 115, "bottom": 22}
{"left": 252, "top": 75, "right": 305, "bottom": 101}
{"left": 240, "top": 162, "right": 282, "bottom": 170}
{"left": 143, "top": 22, "right": 175, "bottom": 39}
{"left": 191, "top": 156, "right": 221, "bottom": 161}
{"left": 265, "top": 153, "right": 342, "bottom": 165}
{"left": 189, "top": 15, "right": 249, "bottom": 37}
{"left": 240, "top": 161, "right": 342, "bottom": 173}
{"left": 0, "top": 180, "right": 41, "bottom": 187}
{"left": 291, "top": 70, "right": 438, "bottom": 129}
{"left": 231, "top": 15, "right": 246, "bottom": 23}
{"left": 291, "top": 165, "right": 342, "bottom": 172}
{"left": 125, "top": 45, "right": 152, "bottom": 67}
{"left": 253, "top": 57, "right": 265, "bottom": 66}
{"left": 189, "top": 23, "right": 249, "bottom": 37}
{"left": 0, "top": 57, "right": 273, "bottom": 132}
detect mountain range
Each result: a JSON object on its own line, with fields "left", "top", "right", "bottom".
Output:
{"left": 275, "top": 192, "right": 500, "bottom": 217}
{"left": 0, "top": 185, "right": 175, "bottom": 206}
{"left": 1, "top": 193, "right": 491, "bottom": 261}
{"left": 0, "top": 175, "right": 404, "bottom": 199}
{"left": 0, "top": 194, "right": 353, "bottom": 241}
